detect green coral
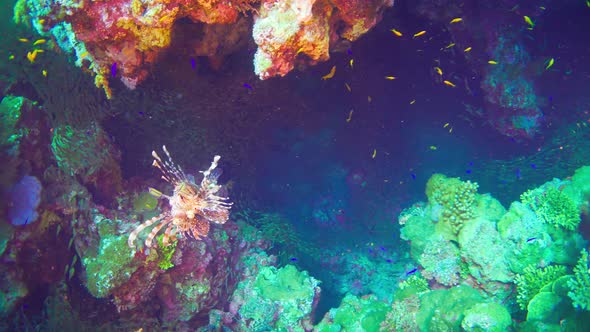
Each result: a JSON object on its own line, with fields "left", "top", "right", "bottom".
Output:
{"left": 461, "top": 302, "right": 512, "bottom": 332}
{"left": 156, "top": 234, "right": 177, "bottom": 270}
{"left": 399, "top": 275, "right": 429, "bottom": 293}
{"left": 522, "top": 186, "right": 580, "bottom": 231}
{"left": 514, "top": 265, "right": 568, "bottom": 310}
{"left": 426, "top": 174, "right": 479, "bottom": 235}
{"left": 315, "top": 294, "right": 389, "bottom": 332}
{"left": 568, "top": 249, "right": 590, "bottom": 311}
{"left": 82, "top": 216, "right": 137, "bottom": 298}
{"left": 238, "top": 265, "right": 319, "bottom": 331}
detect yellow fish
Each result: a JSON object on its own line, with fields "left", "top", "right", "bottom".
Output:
{"left": 38, "top": 19, "right": 45, "bottom": 24}
{"left": 26, "top": 50, "right": 38, "bottom": 63}
{"left": 413, "top": 30, "right": 426, "bottom": 38}
{"left": 42, "top": 69, "right": 47, "bottom": 77}
{"left": 384, "top": 76, "right": 396, "bottom": 80}
{"left": 450, "top": 18, "right": 463, "bottom": 24}
{"left": 372, "top": 149, "right": 377, "bottom": 159}
{"left": 345, "top": 83, "right": 352, "bottom": 92}
{"left": 434, "top": 67, "right": 443, "bottom": 76}
{"left": 449, "top": 127, "right": 454, "bottom": 133}
{"left": 545, "top": 58, "right": 555, "bottom": 70}
{"left": 33, "top": 39, "right": 46, "bottom": 45}
{"left": 390, "top": 29, "right": 403, "bottom": 37}
{"left": 296, "top": 47, "right": 305, "bottom": 55}
{"left": 464, "top": 46, "right": 472, "bottom": 52}
{"left": 80, "top": 51, "right": 89, "bottom": 59}
{"left": 322, "top": 65, "right": 336, "bottom": 80}
{"left": 488, "top": 60, "right": 498, "bottom": 65}
{"left": 429, "top": 145, "right": 437, "bottom": 150}
{"left": 443, "top": 80, "right": 456, "bottom": 87}
{"left": 148, "top": 187, "right": 163, "bottom": 198}
{"left": 443, "top": 123, "right": 450, "bottom": 128}
{"left": 523, "top": 16, "right": 534, "bottom": 29}
{"left": 9, "top": 54, "right": 14, "bottom": 60}
{"left": 349, "top": 59, "right": 354, "bottom": 68}
{"left": 19, "top": 38, "right": 29, "bottom": 43}
{"left": 346, "top": 110, "right": 353, "bottom": 122}
{"left": 445, "top": 43, "right": 455, "bottom": 49}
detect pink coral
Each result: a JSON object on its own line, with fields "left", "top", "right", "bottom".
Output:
{"left": 253, "top": 0, "right": 393, "bottom": 79}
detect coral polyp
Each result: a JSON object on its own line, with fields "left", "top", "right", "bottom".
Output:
{"left": 128, "top": 146, "right": 232, "bottom": 248}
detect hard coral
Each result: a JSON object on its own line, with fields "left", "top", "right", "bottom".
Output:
{"left": 253, "top": 0, "right": 394, "bottom": 79}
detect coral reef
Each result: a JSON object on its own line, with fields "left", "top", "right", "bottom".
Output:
{"left": 315, "top": 293, "right": 389, "bottom": 332}
{"left": 568, "top": 249, "right": 590, "bottom": 311}
{"left": 14, "top": 0, "right": 393, "bottom": 95}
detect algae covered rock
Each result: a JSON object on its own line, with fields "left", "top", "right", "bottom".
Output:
{"left": 314, "top": 293, "right": 389, "bottom": 332}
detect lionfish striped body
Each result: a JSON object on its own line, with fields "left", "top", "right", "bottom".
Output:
{"left": 128, "top": 146, "right": 232, "bottom": 248}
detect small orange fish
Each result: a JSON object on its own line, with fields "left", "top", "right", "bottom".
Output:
{"left": 413, "top": 30, "right": 427, "bottom": 38}
{"left": 322, "top": 65, "right": 336, "bottom": 80}
{"left": 450, "top": 18, "right": 463, "bottom": 24}
{"left": 345, "top": 83, "right": 352, "bottom": 92}
{"left": 390, "top": 29, "right": 403, "bottom": 37}
{"left": 443, "top": 80, "right": 456, "bottom": 87}
{"left": 346, "top": 110, "right": 353, "bottom": 122}
{"left": 368, "top": 96, "right": 372, "bottom": 103}
{"left": 410, "top": 99, "right": 416, "bottom": 105}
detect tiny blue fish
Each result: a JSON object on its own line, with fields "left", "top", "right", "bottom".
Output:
{"left": 190, "top": 57, "right": 196, "bottom": 69}
{"left": 465, "top": 169, "right": 472, "bottom": 174}
{"left": 386, "top": 259, "right": 393, "bottom": 263}
{"left": 411, "top": 173, "right": 416, "bottom": 180}
{"left": 243, "top": 83, "right": 253, "bottom": 90}
{"left": 379, "top": 246, "right": 385, "bottom": 251}
{"left": 111, "top": 62, "right": 117, "bottom": 78}
{"left": 290, "top": 257, "right": 298, "bottom": 262}
{"left": 530, "top": 163, "right": 536, "bottom": 169}
{"left": 347, "top": 48, "right": 353, "bottom": 55}
{"left": 138, "top": 111, "right": 145, "bottom": 116}
{"left": 515, "top": 168, "right": 522, "bottom": 179}
{"left": 406, "top": 268, "right": 418, "bottom": 276}
{"left": 468, "top": 161, "right": 474, "bottom": 166}
{"left": 526, "top": 237, "right": 537, "bottom": 243}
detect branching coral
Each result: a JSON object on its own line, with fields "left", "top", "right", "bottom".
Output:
{"left": 426, "top": 174, "right": 479, "bottom": 234}
{"left": 521, "top": 186, "right": 581, "bottom": 231}
{"left": 568, "top": 249, "right": 590, "bottom": 310}
{"left": 514, "top": 264, "right": 567, "bottom": 310}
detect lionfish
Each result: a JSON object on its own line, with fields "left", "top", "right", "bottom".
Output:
{"left": 128, "top": 146, "right": 232, "bottom": 248}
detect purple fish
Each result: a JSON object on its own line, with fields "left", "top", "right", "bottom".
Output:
{"left": 190, "top": 58, "right": 196, "bottom": 69}
{"left": 111, "top": 62, "right": 117, "bottom": 78}
{"left": 243, "top": 83, "right": 253, "bottom": 90}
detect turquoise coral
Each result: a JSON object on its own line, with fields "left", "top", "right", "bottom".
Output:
{"left": 514, "top": 265, "right": 567, "bottom": 310}
{"left": 568, "top": 249, "right": 590, "bottom": 311}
